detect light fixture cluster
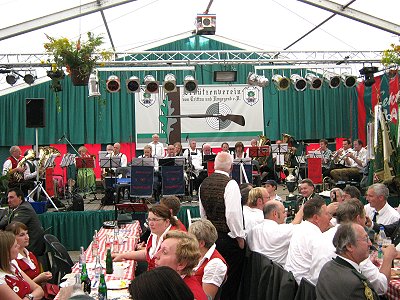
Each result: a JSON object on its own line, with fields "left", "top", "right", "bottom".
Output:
{"left": 247, "top": 71, "right": 357, "bottom": 91}
{"left": 101, "top": 74, "right": 198, "bottom": 94}
{"left": 2, "top": 69, "right": 37, "bottom": 86}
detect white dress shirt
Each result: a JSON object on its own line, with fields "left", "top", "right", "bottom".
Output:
{"left": 2, "top": 156, "right": 18, "bottom": 175}
{"left": 309, "top": 225, "right": 387, "bottom": 294}
{"left": 149, "top": 142, "right": 165, "bottom": 158}
{"left": 365, "top": 202, "right": 400, "bottom": 225}
{"left": 147, "top": 225, "right": 171, "bottom": 259}
{"left": 284, "top": 220, "right": 322, "bottom": 283}
{"left": 183, "top": 148, "right": 203, "bottom": 175}
{"left": 194, "top": 244, "right": 227, "bottom": 287}
{"left": 242, "top": 205, "right": 264, "bottom": 235}
{"left": 247, "top": 219, "right": 295, "bottom": 265}
{"left": 199, "top": 170, "right": 245, "bottom": 239}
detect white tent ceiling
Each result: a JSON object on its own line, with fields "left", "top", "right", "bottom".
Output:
{"left": 0, "top": 0, "right": 399, "bottom": 89}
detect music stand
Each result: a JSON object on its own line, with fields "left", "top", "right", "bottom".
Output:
{"left": 130, "top": 158, "right": 155, "bottom": 203}
{"left": 271, "top": 143, "right": 288, "bottom": 166}
{"left": 60, "top": 153, "right": 76, "bottom": 202}
{"left": 75, "top": 157, "right": 97, "bottom": 201}
{"left": 232, "top": 158, "right": 252, "bottom": 185}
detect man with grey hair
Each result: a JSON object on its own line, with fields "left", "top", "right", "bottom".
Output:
{"left": 247, "top": 200, "right": 303, "bottom": 265}
{"left": 189, "top": 219, "right": 228, "bottom": 300}
{"left": 316, "top": 223, "right": 380, "bottom": 300}
{"left": 113, "top": 142, "right": 127, "bottom": 167}
{"left": 310, "top": 199, "right": 396, "bottom": 295}
{"left": 199, "top": 151, "right": 245, "bottom": 299}
{"left": 148, "top": 133, "right": 164, "bottom": 158}
{"left": 2, "top": 145, "right": 24, "bottom": 176}
{"left": 365, "top": 183, "right": 399, "bottom": 225}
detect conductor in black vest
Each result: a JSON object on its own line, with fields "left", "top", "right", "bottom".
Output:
{"left": 199, "top": 152, "right": 246, "bottom": 300}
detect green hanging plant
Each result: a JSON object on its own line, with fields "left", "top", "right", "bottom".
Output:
{"left": 382, "top": 44, "right": 400, "bottom": 66}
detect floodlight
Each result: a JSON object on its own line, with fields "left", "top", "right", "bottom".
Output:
{"left": 323, "top": 71, "right": 340, "bottom": 88}
{"left": 106, "top": 75, "right": 121, "bottom": 93}
{"left": 272, "top": 74, "right": 290, "bottom": 91}
{"left": 184, "top": 75, "right": 198, "bottom": 93}
{"left": 341, "top": 73, "right": 357, "bottom": 88}
{"left": 144, "top": 75, "right": 159, "bottom": 93}
{"left": 247, "top": 72, "right": 269, "bottom": 87}
{"left": 163, "top": 73, "right": 177, "bottom": 93}
{"left": 6, "top": 73, "right": 18, "bottom": 85}
{"left": 23, "top": 73, "right": 36, "bottom": 85}
{"left": 305, "top": 73, "right": 323, "bottom": 90}
{"left": 290, "top": 74, "right": 307, "bottom": 91}
{"left": 126, "top": 76, "right": 140, "bottom": 93}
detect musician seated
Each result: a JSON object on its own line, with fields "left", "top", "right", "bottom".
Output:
{"left": 139, "top": 145, "right": 160, "bottom": 202}
{"left": 330, "top": 139, "right": 367, "bottom": 183}
{"left": 174, "top": 142, "right": 183, "bottom": 156}
{"left": 2, "top": 146, "right": 34, "bottom": 196}
{"left": 318, "top": 139, "right": 333, "bottom": 178}
{"left": 183, "top": 140, "right": 203, "bottom": 174}
{"left": 233, "top": 141, "right": 247, "bottom": 159}
{"left": 76, "top": 146, "right": 96, "bottom": 191}
{"left": 148, "top": 133, "right": 164, "bottom": 159}
{"left": 165, "top": 144, "right": 176, "bottom": 158}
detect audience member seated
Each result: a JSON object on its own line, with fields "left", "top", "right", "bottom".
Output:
{"left": 5, "top": 222, "right": 52, "bottom": 284}
{"left": 343, "top": 185, "right": 361, "bottom": 201}
{"left": 284, "top": 196, "right": 332, "bottom": 284}
{"left": 309, "top": 199, "right": 394, "bottom": 295}
{"left": 243, "top": 187, "right": 269, "bottom": 234}
{"left": 296, "top": 178, "right": 316, "bottom": 206}
{"left": 316, "top": 223, "right": 380, "bottom": 300}
{"left": 154, "top": 231, "right": 207, "bottom": 300}
{"left": 262, "top": 180, "right": 282, "bottom": 201}
{"left": 0, "top": 231, "right": 44, "bottom": 300}
{"left": 128, "top": 266, "right": 194, "bottom": 300}
{"left": 160, "top": 196, "right": 187, "bottom": 231}
{"left": 247, "top": 200, "right": 303, "bottom": 265}
{"left": 0, "top": 188, "right": 46, "bottom": 257}
{"left": 365, "top": 183, "right": 399, "bottom": 226}
{"left": 330, "top": 187, "right": 344, "bottom": 203}
{"left": 112, "top": 205, "right": 178, "bottom": 271}
{"left": 189, "top": 219, "right": 227, "bottom": 300}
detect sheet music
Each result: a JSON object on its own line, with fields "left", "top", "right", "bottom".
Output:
{"left": 60, "top": 153, "right": 76, "bottom": 167}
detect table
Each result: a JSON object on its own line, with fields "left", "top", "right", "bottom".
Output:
{"left": 56, "top": 221, "right": 141, "bottom": 299}
{"left": 388, "top": 278, "right": 400, "bottom": 299}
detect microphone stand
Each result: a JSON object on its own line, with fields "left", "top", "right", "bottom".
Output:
{"left": 59, "top": 134, "right": 80, "bottom": 196}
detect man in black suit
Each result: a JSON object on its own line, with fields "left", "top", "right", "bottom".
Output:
{"left": 316, "top": 223, "right": 387, "bottom": 300}
{"left": 0, "top": 188, "right": 45, "bottom": 256}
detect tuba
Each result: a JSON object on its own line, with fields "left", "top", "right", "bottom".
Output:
{"left": 256, "top": 135, "right": 270, "bottom": 166}
{"left": 38, "top": 146, "right": 61, "bottom": 176}
{"left": 10, "top": 149, "right": 36, "bottom": 182}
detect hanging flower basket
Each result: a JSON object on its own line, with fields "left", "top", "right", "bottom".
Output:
{"left": 70, "top": 67, "right": 91, "bottom": 86}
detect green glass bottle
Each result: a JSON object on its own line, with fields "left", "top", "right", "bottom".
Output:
{"left": 80, "top": 263, "right": 91, "bottom": 294}
{"left": 106, "top": 248, "right": 113, "bottom": 274}
{"left": 98, "top": 273, "right": 108, "bottom": 300}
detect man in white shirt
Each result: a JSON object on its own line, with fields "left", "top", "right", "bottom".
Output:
{"left": 243, "top": 187, "right": 269, "bottom": 234}
{"left": 309, "top": 199, "right": 394, "bottom": 295}
{"left": 148, "top": 134, "right": 164, "bottom": 158}
{"left": 113, "top": 142, "right": 128, "bottom": 167}
{"left": 199, "top": 152, "right": 245, "bottom": 299}
{"left": 284, "top": 196, "right": 332, "bottom": 284}
{"left": 365, "top": 183, "right": 399, "bottom": 225}
{"left": 247, "top": 200, "right": 303, "bottom": 265}
{"left": 183, "top": 140, "right": 203, "bottom": 173}
{"left": 331, "top": 139, "right": 367, "bottom": 182}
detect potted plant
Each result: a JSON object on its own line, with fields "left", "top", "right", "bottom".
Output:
{"left": 44, "top": 32, "right": 112, "bottom": 86}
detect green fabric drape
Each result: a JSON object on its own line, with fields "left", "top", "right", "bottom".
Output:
{"left": 177, "top": 205, "right": 200, "bottom": 229}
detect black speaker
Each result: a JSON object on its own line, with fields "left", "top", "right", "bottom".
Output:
{"left": 26, "top": 98, "right": 45, "bottom": 128}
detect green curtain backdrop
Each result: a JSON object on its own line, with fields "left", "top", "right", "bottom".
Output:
{"left": 0, "top": 34, "right": 358, "bottom": 146}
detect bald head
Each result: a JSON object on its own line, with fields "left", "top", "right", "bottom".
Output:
{"left": 263, "top": 200, "right": 286, "bottom": 224}
{"left": 113, "top": 143, "right": 121, "bottom": 154}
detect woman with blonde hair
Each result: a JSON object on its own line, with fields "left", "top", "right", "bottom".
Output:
{"left": 0, "top": 231, "right": 44, "bottom": 300}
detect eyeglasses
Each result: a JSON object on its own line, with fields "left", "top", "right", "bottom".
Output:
{"left": 147, "top": 218, "right": 165, "bottom": 223}
{"left": 358, "top": 236, "right": 370, "bottom": 243}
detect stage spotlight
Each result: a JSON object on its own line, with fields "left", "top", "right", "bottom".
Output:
{"left": 6, "top": 73, "right": 18, "bottom": 85}
{"left": 126, "top": 76, "right": 140, "bottom": 93}
{"left": 144, "top": 75, "right": 159, "bottom": 93}
{"left": 247, "top": 72, "right": 269, "bottom": 87}
{"left": 272, "top": 74, "right": 290, "bottom": 91}
{"left": 359, "top": 66, "right": 378, "bottom": 87}
{"left": 88, "top": 70, "right": 101, "bottom": 98}
{"left": 341, "top": 73, "right": 357, "bottom": 88}
{"left": 290, "top": 74, "right": 307, "bottom": 91}
{"left": 163, "top": 73, "right": 177, "bottom": 93}
{"left": 106, "top": 75, "right": 121, "bottom": 93}
{"left": 184, "top": 75, "right": 198, "bottom": 93}
{"left": 323, "top": 71, "right": 340, "bottom": 88}
{"left": 23, "top": 73, "right": 36, "bottom": 85}
{"left": 305, "top": 73, "right": 323, "bottom": 90}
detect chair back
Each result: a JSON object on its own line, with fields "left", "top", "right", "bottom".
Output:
{"left": 43, "top": 234, "right": 61, "bottom": 283}
{"left": 50, "top": 242, "right": 74, "bottom": 266}
{"left": 294, "top": 277, "right": 316, "bottom": 300}
{"left": 187, "top": 209, "right": 201, "bottom": 227}
{"left": 53, "top": 254, "right": 73, "bottom": 284}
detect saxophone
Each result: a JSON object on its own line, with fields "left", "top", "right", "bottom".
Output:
{"left": 10, "top": 150, "right": 36, "bottom": 182}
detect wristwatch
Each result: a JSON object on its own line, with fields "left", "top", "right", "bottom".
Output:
{"left": 24, "top": 294, "right": 34, "bottom": 300}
